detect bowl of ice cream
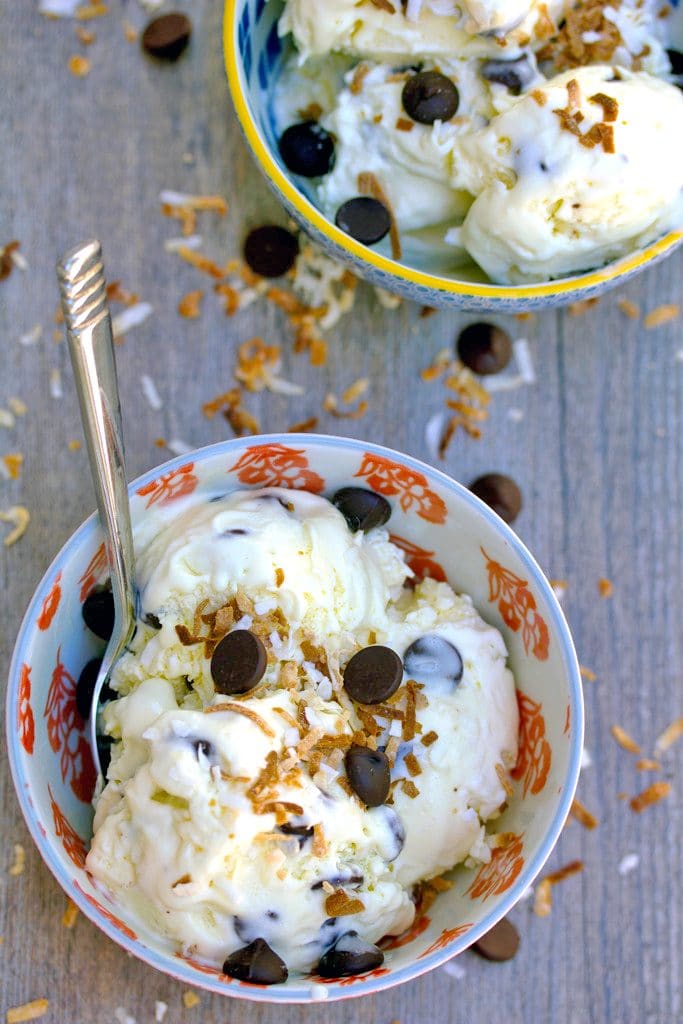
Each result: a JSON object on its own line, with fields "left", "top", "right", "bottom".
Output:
{"left": 7, "top": 434, "right": 582, "bottom": 1002}
{"left": 224, "top": 0, "right": 683, "bottom": 311}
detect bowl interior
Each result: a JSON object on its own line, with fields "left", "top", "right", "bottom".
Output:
{"left": 7, "top": 435, "right": 583, "bottom": 1002}
{"left": 226, "top": 0, "right": 683, "bottom": 310}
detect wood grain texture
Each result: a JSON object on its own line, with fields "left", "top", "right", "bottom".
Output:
{"left": 1, "top": 2, "right": 682, "bottom": 1021}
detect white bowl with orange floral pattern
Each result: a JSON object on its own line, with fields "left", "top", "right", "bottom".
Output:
{"left": 6, "top": 434, "right": 583, "bottom": 1002}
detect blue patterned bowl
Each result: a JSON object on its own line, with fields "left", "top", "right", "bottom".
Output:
{"left": 224, "top": 0, "right": 683, "bottom": 312}
{"left": 7, "top": 434, "right": 582, "bottom": 1002}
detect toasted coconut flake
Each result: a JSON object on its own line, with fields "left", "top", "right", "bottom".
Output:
{"left": 159, "top": 191, "right": 228, "bottom": 215}
{"left": 401, "top": 779, "right": 420, "bottom": 798}
{"left": 568, "top": 297, "right": 600, "bottom": 316}
{"left": 122, "top": 19, "right": 137, "bottom": 41}
{"left": 547, "top": 860, "right": 584, "bottom": 885}
{"left": 570, "top": 798, "right": 599, "bottom": 829}
{"left": 178, "top": 289, "right": 204, "bottom": 319}
{"left": 426, "top": 875, "right": 453, "bottom": 893}
{"left": 0, "top": 506, "right": 30, "bottom": 546}
{"left": 75, "top": 24, "right": 95, "bottom": 42}
{"left": 9, "top": 398, "right": 26, "bottom": 416}
{"left": 62, "top": 898, "right": 79, "bottom": 928}
{"left": 325, "top": 889, "right": 365, "bottom": 916}
{"left": 635, "top": 758, "right": 662, "bottom": 771}
{"left": 68, "top": 54, "right": 91, "bottom": 76}
{"left": 421, "top": 730, "right": 438, "bottom": 747}
{"left": 312, "top": 822, "right": 328, "bottom": 857}
{"left": 9, "top": 843, "right": 25, "bottom": 876}
{"left": 655, "top": 716, "right": 683, "bottom": 753}
{"left": 111, "top": 302, "right": 153, "bottom": 339}
{"left": 496, "top": 762, "right": 514, "bottom": 796}
{"left": 173, "top": 246, "right": 230, "bottom": 278}
{"left": 349, "top": 62, "right": 371, "bottom": 94}
{"left": 611, "top": 724, "right": 641, "bottom": 755}
{"left": 287, "top": 416, "right": 319, "bottom": 433}
{"left": 6, "top": 1001, "right": 50, "bottom": 1024}
{"left": 588, "top": 91, "right": 618, "bottom": 121}
{"left": 644, "top": 304, "right": 680, "bottom": 329}
{"left": 598, "top": 577, "right": 613, "bottom": 597}
{"left": 19, "top": 324, "right": 43, "bottom": 347}
{"left": 205, "top": 703, "right": 275, "bottom": 737}
{"left": 533, "top": 878, "right": 553, "bottom": 917}
{"left": 488, "top": 831, "right": 518, "bottom": 849}
{"left": 49, "top": 368, "right": 63, "bottom": 399}
{"left": 580, "top": 665, "right": 597, "bottom": 681}
{"left": 358, "top": 171, "right": 402, "bottom": 260}
{"left": 0, "top": 409, "right": 15, "bottom": 428}
{"left": 164, "top": 234, "right": 203, "bottom": 253}
{"left": 617, "top": 297, "right": 640, "bottom": 320}
{"left": 182, "top": 991, "right": 201, "bottom": 1009}
{"left": 141, "top": 374, "right": 163, "bottom": 411}
{"left": 76, "top": 2, "right": 107, "bottom": 18}
{"left": 2, "top": 453, "right": 24, "bottom": 480}
{"left": 629, "top": 780, "right": 671, "bottom": 812}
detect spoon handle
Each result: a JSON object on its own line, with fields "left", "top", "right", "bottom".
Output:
{"left": 57, "top": 240, "right": 137, "bottom": 635}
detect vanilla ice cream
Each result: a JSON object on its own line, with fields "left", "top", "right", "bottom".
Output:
{"left": 87, "top": 487, "right": 518, "bottom": 981}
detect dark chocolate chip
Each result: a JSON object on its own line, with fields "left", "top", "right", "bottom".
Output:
{"left": 97, "top": 734, "right": 113, "bottom": 776}
{"left": 311, "top": 873, "right": 364, "bottom": 890}
{"left": 278, "top": 822, "right": 314, "bottom": 847}
{"left": 480, "top": 55, "right": 534, "bottom": 96}
{"left": 403, "top": 635, "right": 463, "bottom": 688}
{"left": 144, "top": 612, "right": 162, "bottom": 630}
{"left": 402, "top": 70, "right": 459, "bottom": 124}
{"left": 192, "top": 739, "right": 215, "bottom": 761}
{"left": 317, "top": 931, "right": 384, "bottom": 978}
{"left": 279, "top": 121, "right": 336, "bottom": 177}
{"left": 222, "top": 938, "right": 288, "bottom": 985}
{"left": 210, "top": 629, "right": 267, "bottom": 695}
{"left": 345, "top": 745, "right": 390, "bottom": 807}
{"left": 331, "top": 486, "right": 392, "bottom": 532}
{"left": 472, "top": 917, "right": 520, "bottom": 961}
{"left": 335, "top": 197, "right": 391, "bottom": 246}
{"left": 343, "top": 645, "right": 403, "bottom": 705}
{"left": 457, "top": 322, "right": 512, "bottom": 375}
{"left": 82, "top": 584, "right": 115, "bottom": 641}
{"left": 76, "top": 659, "right": 115, "bottom": 720}
{"left": 667, "top": 48, "right": 683, "bottom": 75}
{"left": 469, "top": 473, "right": 522, "bottom": 524}
{"left": 222, "top": 528, "right": 249, "bottom": 536}
{"left": 141, "top": 12, "right": 192, "bottom": 61}
{"left": 383, "top": 807, "right": 405, "bottom": 860}
{"left": 243, "top": 225, "right": 299, "bottom": 278}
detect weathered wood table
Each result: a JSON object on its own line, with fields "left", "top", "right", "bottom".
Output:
{"left": 1, "top": 2, "right": 681, "bottom": 1021}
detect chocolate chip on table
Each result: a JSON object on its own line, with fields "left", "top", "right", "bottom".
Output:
{"left": 279, "top": 121, "right": 336, "bottom": 177}
{"left": 403, "top": 635, "right": 463, "bottom": 688}
{"left": 243, "top": 225, "right": 299, "bottom": 278}
{"left": 223, "top": 938, "right": 288, "bottom": 985}
{"left": 457, "top": 322, "right": 512, "bottom": 375}
{"left": 343, "top": 646, "right": 403, "bottom": 704}
{"left": 480, "top": 55, "right": 534, "bottom": 96}
{"left": 345, "top": 745, "right": 390, "bottom": 807}
{"left": 335, "top": 197, "right": 391, "bottom": 246}
{"left": 82, "top": 584, "right": 115, "bottom": 641}
{"left": 317, "top": 931, "right": 384, "bottom": 978}
{"left": 141, "top": 12, "right": 192, "bottom": 61}
{"left": 469, "top": 473, "right": 522, "bottom": 525}
{"left": 402, "top": 70, "right": 459, "bottom": 124}
{"left": 210, "top": 629, "right": 267, "bottom": 695}
{"left": 472, "top": 917, "right": 520, "bottom": 962}
{"left": 331, "top": 486, "right": 392, "bottom": 532}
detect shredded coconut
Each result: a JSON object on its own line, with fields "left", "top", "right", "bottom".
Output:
{"left": 141, "top": 374, "right": 163, "bottom": 411}
{"left": 111, "top": 302, "right": 154, "bottom": 339}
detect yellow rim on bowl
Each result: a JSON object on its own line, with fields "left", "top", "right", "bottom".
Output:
{"left": 223, "top": 2, "right": 683, "bottom": 300}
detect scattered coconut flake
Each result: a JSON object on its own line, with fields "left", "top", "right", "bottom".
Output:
{"left": 68, "top": 439, "right": 82, "bottom": 451}
{"left": 178, "top": 289, "right": 204, "bottom": 319}
{"left": 154, "top": 1003, "right": 168, "bottom": 1023}
{"left": 675, "top": 349, "right": 683, "bottom": 363}
{"left": 111, "top": 301, "right": 153, "bottom": 338}
{"left": 374, "top": 286, "right": 402, "bottom": 309}
{"left": 551, "top": 579, "right": 567, "bottom": 602}
{"left": 62, "top": 898, "right": 79, "bottom": 928}
{"left": 164, "top": 235, "right": 203, "bottom": 253}
{"left": 643, "top": 304, "right": 679, "bottom": 329}
{"left": 68, "top": 54, "right": 91, "bottom": 77}
{"left": 2, "top": 453, "right": 24, "bottom": 480}
{"left": 441, "top": 959, "right": 467, "bottom": 980}
{"left": 534, "top": 860, "right": 583, "bottom": 917}
{"left": 39, "top": 0, "right": 80, "bottom": 15}
{"left": 0, "top": 409, "right": 15, "bottom": 428}
{"left": 50, "top": 369, "right": 63, "bottom": 399}
{"left": 19, "top": 324, "right": 43, "bottom": 347}
{"left": 618, "top": 853, "right": 640, "bottom": 876}
{"left": 598, "top": 577, "right": 613, "bottom": 597}
{"left": 507, "top": 407, "right": 524, "bottom": 422}
{"left": 9, "top": 843, "right": 25, "bottom": 876}
{"left": 6, "top": 1000, "right": 49, "bottom": 1023}
{"left": 610, "top": 724, "right": 641, "bottom": 755}
{"left": 8, "top": 397, "right": 27, "bottom": 416}
{"left": 512, "top": 338, "right": 536, "bottom": 383}
{"left": 159, "top": 191, "right": 228, "bottom": 214}
{"left": 518, "top": 885, "right": 534, "bottom": 902}
{"left": 114, "top": 1009, "right": 136, "bottom": 1024}
{"left": 635, "top": 757, "right": 661, "bottom": 771}
{"left": 0, "top": 506, "right": 30, "bottom": 546}
{"left": 617, "top": 297, "right": 640, "bottom": 320}
{"left": 629, "top": 780, "right": 671, "bottom": 812}
{"left": 580, "top": 665, "right": 597, "bottom": 682}
{"left": 182, "top": 991, "right": 201, "bottom": 1009}
{"left": 655, "top": 716, "right": 683, "bottom": 753}
{"left": 166, "top": 438, "right": 193, "bottom": 456}
{"left": 141, "top": 374, "right": 163, "bottom": 411}
{"left": 425, "top": 410, "right": 447, "bottom": 461}
{"left": 581, "top": 747, "right": 592, "bottom": 770}
{"left": 569, "top": 798, "right": 598, "bottom": 829}
{"left": 11, "top": 249, "right": 29, "bottom": 271}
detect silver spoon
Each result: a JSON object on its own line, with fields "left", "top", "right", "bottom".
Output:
{"left": 57, "top": 239, "right": 137, "bottom": 779}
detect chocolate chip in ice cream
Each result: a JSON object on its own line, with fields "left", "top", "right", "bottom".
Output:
{"left": 667, "top": 49, "right": 683, "bottom": 75}
{"left": 141, "top": 13, "right": 192, "bottom": 61}
{"left": 345, "top": 745, "right": 390, "bottom": 807}
{"left": 76, "top": 658, "right": 115, "bottom": 719}
{"left": 472, "top": 917, "right": 520, "bottom": 961}
{"left": 210, "top": 629, "right": 267, "bottom": 695}
{"left": 82, "top": 584, "right": 115, "bottom": 641}
{"left": 331, "top": 486, "right": 391, "bottom": 532}
{"left": 403, "top": 635, "right": 463, "bottom": 689}
{"left": 243, "top": 225, "right": 299, "bottom": 278}
{"left": 469, "top": 473, "right": 522, "bottom": 524}
{"left": 343, "top": 645, "right": 403, "bottom": 704}
{"left": 335, "top": 197, "right": 391, "bottom": 245}
{"left": 277, "top": 822, "right": 314, "bottom": 847}
{"left": 143, "top": 612, "right": 162, "bottom": 630}
{"left": 481, "top": 55, "right": 534, "bottom": 96}
{"left": 402, "top": 70, "right": 459, "bottom": 124}
{"left": 192, "top": 739, "right": 216, "bottom": 762}
{"left": 317, "top": 930, "right": 384, "bottom": 978}
{"left": 279, "top": 121, "right": 336, "bottom": 177}
{"left": 457, "top": 322, "right": 512, "bottom": 375}
{"left": 222, "top": 938, "right": 288, "bottom": 985}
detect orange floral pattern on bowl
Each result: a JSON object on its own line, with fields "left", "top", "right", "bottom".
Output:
{"left": 380, "top": 914, "right": 431, "bottom": 951}
{"left": 466, "top": 833, "right": 525, "bottom": 901}
{"left": 137, "top": 462, "right": 198, "bottom": 508}
{"left": 37, "top": 572, "right": 62, "bottom": 631}
{"left": 44, "top": 649, "right": 96, "bottom": 803}
{"left": 306, "top": 967, "right": 391, "bottom": 987}
{"left": 418, "top": 923, "right": 473, "bottom": 959}
{"left": 511, "top": 691, "right": 552, "bottom": 797}
{"left": 229, "top": 442, "right": 325, "bottom": 492}
{"left": 355, "top": 453, "right": 447, "bottom": 524}
{"left": 48, "top": 785, "right": 88, "bottom": 869}
{"left": 18, "top": 663, "right": 35, "bottom": 755}
{"left": 388, "top": 534, "right": 447, "bottom": 582}
{"left": 481, "top": 548, "right": 549, "bottom": 660}
{"left": 78, "top": 542, "right": 107, "bottom": 601}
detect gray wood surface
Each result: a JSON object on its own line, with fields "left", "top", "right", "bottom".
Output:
{"left": 1, "top": 2, "right": 682, "bottom": 1021}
